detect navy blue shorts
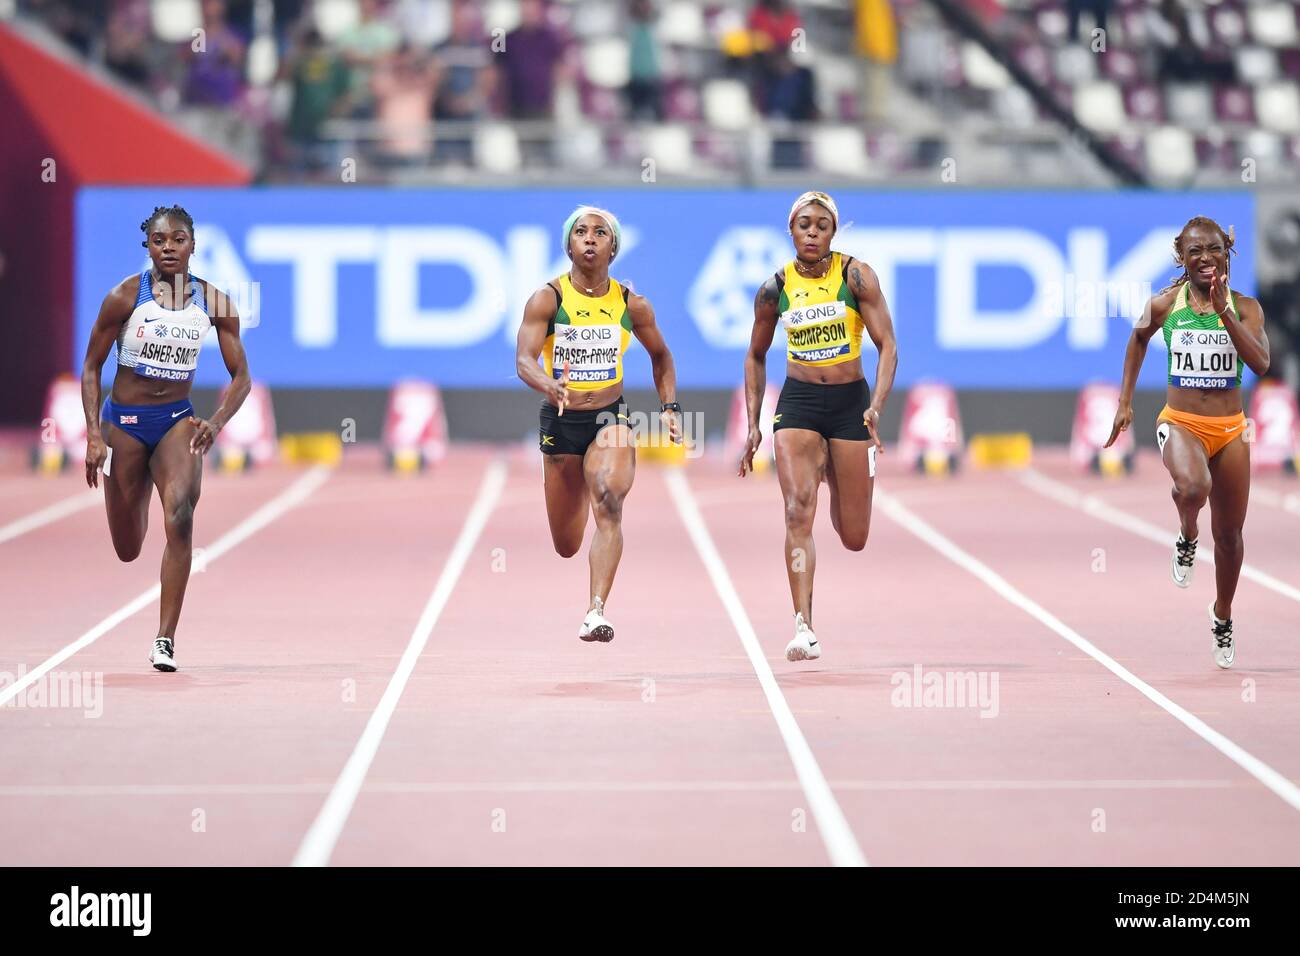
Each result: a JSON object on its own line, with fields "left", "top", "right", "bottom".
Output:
{"left": 102, "top": 398, "right": 193, "bottom": 454}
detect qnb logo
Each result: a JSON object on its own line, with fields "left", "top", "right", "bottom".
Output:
{"left": 49, "top": 886, "right": 151, "bottom": 936}
{"left": 561, "top": 326, "right": 613, "bottom": 343}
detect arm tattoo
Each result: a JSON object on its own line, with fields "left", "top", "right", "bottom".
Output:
{"left": 754, "top": 279, "right": 780, "bottom": 309}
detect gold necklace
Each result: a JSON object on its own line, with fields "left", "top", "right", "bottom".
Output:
{"left": 794, "top": 254, "right": 832, "bottom": 279}
{"left": 570, "top": 270, "right": 609, "bottom": 296}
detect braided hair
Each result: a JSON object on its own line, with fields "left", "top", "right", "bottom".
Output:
{"left": 139, "top": 205, "right": 194, "bottom": 248}
{"left": 1165, "top": 215, "right": 1235, "bottom": 293}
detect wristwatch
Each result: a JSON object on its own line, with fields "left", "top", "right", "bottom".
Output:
{"left": 661, "top": 401, "right": 682, "bottom": 413}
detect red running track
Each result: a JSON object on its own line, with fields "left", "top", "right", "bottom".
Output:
{"left": 1, "top": 446, "right": 1297, "bottom": 865}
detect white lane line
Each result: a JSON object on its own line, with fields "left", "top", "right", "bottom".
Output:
{"left": 665, "top": 469, "right": 868, "bottom": 868}
{"left": 0, "top": 466, "right": 332, "bottom": 710}
{"left": 0, "top": 491, "right": 100, "bottom": 545}
{"left": 292, "top": 458, "right": 508, "bottom": 868}
{"left": 1020, "top": 467, "right": 1300, "bottom": 604}
{"left": 875, "top": 489, "right": 1300, "bottom": 814}
{"left": 0, "top": 778, "right": 1264, "bottom": 797}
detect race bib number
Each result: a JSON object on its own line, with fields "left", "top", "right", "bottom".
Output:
{"left": 552, "top": 323, "right": 621, "bottom": 383}
{"left": 782, "top": 300, "right": 850, "bottom": 363}
{"left": 1170, "top": 328, "right": 1237, "bottom": 389}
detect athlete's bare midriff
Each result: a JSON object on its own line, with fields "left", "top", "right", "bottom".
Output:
{"left": 1165, "top": 384, "right": 1243, "bottom": 418}
{"left": 550, "top": 380, "right": 624, "bottom": 410}
{"left": 785, "top": 355, "right": 866, "bottom": 386}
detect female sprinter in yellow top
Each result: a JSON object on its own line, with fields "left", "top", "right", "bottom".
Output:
{"left": 515, "top": 206, "right": 681, "bottom": 643}
{"left": 739, "top": 191, "right": 899, "bottom": 662}
{"left": 1107, "top": 216, "right": 1269, "bottom": 668}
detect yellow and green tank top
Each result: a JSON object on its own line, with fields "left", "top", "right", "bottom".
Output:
{"left": 777, "top": 252, "right": 865, "bottom": 367}
{"left": 1164, "top": 281, "right": 1243, "bottom": 390}
{"left": 543, "top": 274, "right": 633, "bottom": 390}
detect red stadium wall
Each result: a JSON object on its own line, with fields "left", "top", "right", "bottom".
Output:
{"left": 0, "top": 24, "right": 249, "bottom": 425}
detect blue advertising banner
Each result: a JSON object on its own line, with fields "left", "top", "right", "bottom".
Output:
{"left": 75, "top": 188, "right": 1255, "bottom": 389}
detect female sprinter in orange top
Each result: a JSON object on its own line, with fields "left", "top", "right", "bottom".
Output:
{"left": 739, "top": 191, "right": 899, "bottom": 662}
{"left": 1107, "top": 216, "right": 1269, "bottom": 668}
{"left": 515, "top": 206, "right": 681, "bottom": 643}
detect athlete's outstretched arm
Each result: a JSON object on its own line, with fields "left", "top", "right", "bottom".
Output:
{"left": 1107, "top": 290, "right": 1172, "bottom": 447}
{"left": 197, "top": 288, "right": 251, "bottom": 456}
{"left": 80, "top": 279, "right": 135, "bottom": 488}
{"left": 628, "top": 293, "right": 680, "bottom": 443}
{"left": 847, "top": 260, "right": 898, "bottom": 450}
{"left": 515, "top": 285, "right": 573, "bottom": 411}
{"left": 739, "top": 276, "right": 780, "bottom": 476}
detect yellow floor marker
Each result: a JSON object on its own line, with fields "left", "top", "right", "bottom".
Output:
{"left": 969, "top": 433, "right": 1033, "bottom": 470}
{"left": 281, "top": 433, "right": 343, "bottom": 466}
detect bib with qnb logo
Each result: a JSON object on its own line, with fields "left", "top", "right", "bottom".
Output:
{"left": 1163, "top": 282, "right": 1243, "bottom": 390}
{"left": 777, "top": 252, "right": 865, "bottom": 367}
{"left": 116, "top": 271, "right": 212, "bottom": 383}
{"left": 543, "top": 274, "right": 632, "bottom": 390}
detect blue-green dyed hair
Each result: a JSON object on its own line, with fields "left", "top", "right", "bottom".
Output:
{"left": 562, "top": 206, "right": 621, "bottom": 261}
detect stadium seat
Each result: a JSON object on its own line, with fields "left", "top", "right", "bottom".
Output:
{"left": 1099, "top": 49, "right": 1141, "bottom": 85}
{"left": 569, "top": 0, "right": 621, "bottom": 39}
{"left": 963, "top": 41, "right": 1012, "bottom": 90}
{"left": 1256, "top": 81, "right": 1300, "bottom": 133}
{"left": 151, "top": 0, "right": 202, "bottom": 42}
{"left": 313, "top": 0, "right": 361, "bottom": 40}
{"left": 1144, "top": 125, "right": 1196, "bottom": 182}
{"left": 1165, "top": 83, "right": 1212, "bottom": 128}
{"left": 810, "top": 126, "right": 868, "bottom": 177}
{"left": 1241, "top": 129, "right": 1284, "bottom": 163}
{"left": 1074, "top": 81, "right": 1125, "bottom": 135}
{"left": 813, "top": 55, "right": 860, "bottom": 121}
{"left": 1207, "top": 5, "right": 1247, "bottom": 46}
{"left": 641, "top": 124, "right": 695, "bottom": 175}
{"left": 994, "top": 86, "right": 1037, "bottom": 129}
{"left": 1248, "top": 3, "right": 1299, "bottom": 47}
{"left": 1214, "top": 85, "right": 1257, "bottom": 125}
{"left": 1012, "top": 42, "right": 1052, "bottom": 86}
{"left": 702, "top": 79, "right": 752, "bottom": 131}
{"left": 473, "top": 123, "right": 522, "bottom": 174}
{"left": 1234, "top": 46, "right": 1278, "bottom": 85}
{"left": 1054, "top": 46, "right": 1096, "bottom": 86}
{"left": 581, "top": 37, "right": 630, "bottom": 89}
{"left": 1122, "top": 83, "right": 1165, "bottom": 124}
{"left": 657, "top": 1, "right": 708, "bottom": 47}
{"left": 554, "top": 125, "right": 605, "bottom": 172}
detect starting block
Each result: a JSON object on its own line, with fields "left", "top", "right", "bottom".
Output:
{"left": 1248, "top": 381, "right": 1300, "bottom": 474}
{"left": 214, "top": 382, "right": 277, "bottom": 472}
{"left": 725, "top": 383, "right": 779, "bottom": 473}
{"left": 969, "top": 433, "right": 1033, "bottom": 470}
{"left": 898, "top": 382, "right": 963, "bottom": 475}
{"left": 1071, "top": 382, "right": 1134, "bottom": 476}
{"left": 280, "top": 432, "right": 343, "bottom": 466}
{"left": 31, "top": 375, "right": 87, "bottom": 474}
{"left": 383, "top": 380, "right": 448, "bottom": 473}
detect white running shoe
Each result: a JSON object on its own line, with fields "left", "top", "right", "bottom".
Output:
{"left": 1171, "top": 534, "right": 1197, "bottom": 588}
{"left": 578, "top": 598, "right": 614, "bottom": 643}
{"left": 1209, "top": 603, "right": 1235, "bottom": 669}
{"left": 149, "top": 637, "right": 177, "bottom": 672}
{"left": 785, "top": 612, "right": 821, "bottom": 662}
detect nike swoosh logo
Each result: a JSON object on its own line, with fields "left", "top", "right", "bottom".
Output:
{"left": 143, "top": 315, "right": 165, "bottom": 323}
{"left": 1176, "top": 319, "right": 1196, "bottom": 326}
{"left": 172, "top": 410, "right": 188, "bottom": 419}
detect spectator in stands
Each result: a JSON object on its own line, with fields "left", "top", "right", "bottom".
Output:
{"left": 748, "top": 0, "right": 802, "bottom": 114}
{"left": 280, "top": 26, "right": 350, "bottom": 171}
{"left": 370, "top": 42, "right": 440, "bottom": 166}
{"left": 432, "top": 0, "right": 496, "bottom": 164}
{"left": 336, "top": 0, "right": 402, "bottom": 118}
{"left": 182, "top": 0, "right": 247, "bottom": 107}
{"left": 1148, "top": 0, "right": 1234, "bottom": 83}
{"left": 500, "top": 0, "right": 568, "bottom": 120}
{"left": 856, "top": 0, "right": 897, "bottom": 121}
{"left": 1066, "top": 0, "right": 1112, "bottom": 44}
{"left": 22, "top": 0, "right": 103, "bottom": 59}
{"left": 765, "top": 46, "right": 816, "bottom": 121}
{"left": 104, "top": 0, "right": 153, "bottom": 87}
{"left": 625, "top": 0, "right": 664, "bottom": 121}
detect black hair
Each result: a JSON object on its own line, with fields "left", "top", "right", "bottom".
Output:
{"left": 1166, "top": 215, "right": 1235, "bottom": 291}
{"left": 140, "top": 205, "right": 194, "bottom": 248}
